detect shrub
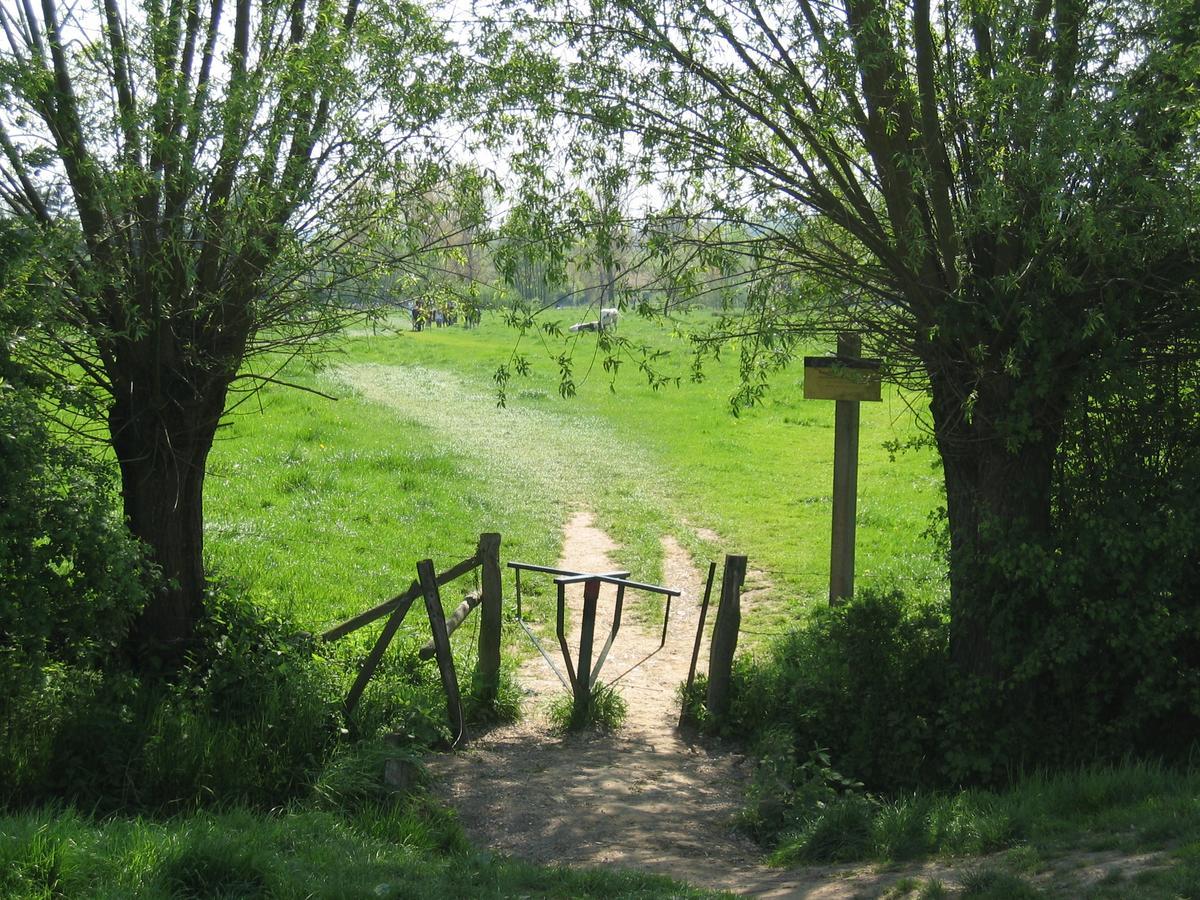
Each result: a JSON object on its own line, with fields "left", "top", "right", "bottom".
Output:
{"left": 770, "top": 794, "right": 878, "bottom": 864}
{"left": 0, "top": 385, "right": 157, "bottom": 804}
{"left": 2, "top": 588, "right": 362, "bottom": 811}
{"left": 159, "top": 827, "right": 274, "bottom": 899}
{"left": 740, "top": 727, "right": 867, "bottom": 845}
{"left": 724, "top": 588, "right": 949, "bottom": 792}
{"left": 464, "top": 658, "right": 523, "bottom": 725}
{"left": 0, "top": 386, "right": 153, "bottom": 683}
{"left": 942, "top": 358, "right": 1200, "bottom": 782}
{"left": 3, "top": 592, "right": 344, "bottom": 811}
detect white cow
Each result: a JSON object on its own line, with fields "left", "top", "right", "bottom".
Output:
{"left": 568, "top": 308, "right": 620, "bottom": 333}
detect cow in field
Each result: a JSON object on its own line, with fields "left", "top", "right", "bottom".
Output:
{"left": 569, "top": 308, "right": 620, "bottom": 333}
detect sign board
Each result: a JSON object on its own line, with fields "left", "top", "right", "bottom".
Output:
{"left": 803, "top": 356, "right": 883, "bottom": 403}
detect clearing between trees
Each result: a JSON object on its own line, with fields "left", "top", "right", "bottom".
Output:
{"left": 333, "top": 360, "right": 1177, "bottom": 898}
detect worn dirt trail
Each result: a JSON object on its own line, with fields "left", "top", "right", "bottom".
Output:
{"left": 423, "top": 515, "right": 1174, "bottom": 898}
{"left": 338, "top": 363, "right": 1172, "bottom": 896}
{"left": 427, "top": 511, "right": 765, "bottom": 890}
{"left": 426, "top": 511, "right": 949, "bottom": 897}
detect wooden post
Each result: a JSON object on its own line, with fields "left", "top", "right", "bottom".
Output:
{"left": 705, "top": 554, "right": 747, "bottom": 721}
{"left": 573, "top": 577, "right": 601, "bottom": 724}
{"left": 417, "top": 558, "right": 464, "bottom": 743}
{"left": 680, "top": 561, "right": 718, "bottom": 727}
{"left": 830, "top": 332, "right": 861, "bottom": 605}
{"left": 475, "top": 532, "right": 503, "bottom": 705}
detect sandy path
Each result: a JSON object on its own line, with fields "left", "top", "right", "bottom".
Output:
{"left": 425, "top": 512, "right": 952, "bottom": 897}
{"left": 427, "top": 511, "right": 767, "bottom": 889}
{"left": 423, "top": 514, "right": 1176, "bottom": 898}
{"left": 335, "top": 364, "right": 1167, "bottom": 896}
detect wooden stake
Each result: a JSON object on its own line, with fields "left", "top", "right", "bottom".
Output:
{"left": 830, "top": 332, "right": 861, "bottom": 605}
{"left": 475, "top": 532, "right": 503, "bottom": 704}
{"left": 343, "top": 594, "right": 416, "bottom": 717}
{"left": 706, "top": 554, "right": 747, "bottom": 721}
{"left": 573, "top": 577, "right": 601, "bottom": 723}
{"left": 417, "top": 592, "right": 480, "bottom": 660}
{"left": 417, "top": 558, "right": 464, "bottom": 742}
{"left": 680, "top": 561, "right": 718, "bottom": 727}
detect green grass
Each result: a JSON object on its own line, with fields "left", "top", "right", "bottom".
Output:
{"left": 202, "top": 309, "right": 943, "bottom": 666}
{"left": 0, "top": 804, "right": 719, "bottom": 899}
{"left": 767, "top": 760, "right": 1200, "bottom": 866}
{"left": 206, "top": 372, "right": 562, "bottom": 635}
{"left": 547, "top": 681, "right": 629, "bottom": 733}
{"left": 1081, "top": 843, "right": 1200, "bottom": 899}
{"left": 13, "top": 309, "right": 1196, "bottom": 897}
{"left": 316, "top": 310, "right": 944, "bottom": 637}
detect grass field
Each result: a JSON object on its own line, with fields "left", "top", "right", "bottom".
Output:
{"left": 0, "top": 804, "right": 715, "bottom": 899}
{"left": 206, "top": 309, "right": 945, "bottom": 640}
{"left": 194, "top": 310, "right": 1200, "bottom": 895}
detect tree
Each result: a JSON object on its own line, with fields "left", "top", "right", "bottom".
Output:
{"left": 491, "top": 0, "right": 1200, "bottom": 683}
{"left": 0, "top": 0, "right": 458, "bottom": 653}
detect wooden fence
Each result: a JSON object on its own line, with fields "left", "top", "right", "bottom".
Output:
{"left": 321, "top": 532, "right": 503, "bottom": 741}
{"left": 321, "top": 531, "right": 748, "bottom": 742}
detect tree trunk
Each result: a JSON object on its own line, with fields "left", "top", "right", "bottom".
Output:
{"left": 928, "top": 368, "right": 1064, "bottom": 680}
{"left": 109, "top": 379, "right": 227, "bottom": 658}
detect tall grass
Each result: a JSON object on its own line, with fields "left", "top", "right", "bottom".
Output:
{"left": 0, "top": 805, "right": 717, "bottom": 899}
{"left": 766, "top": 760, "right": 1200, "bottom": 866}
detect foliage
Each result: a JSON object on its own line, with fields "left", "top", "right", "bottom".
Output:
{"left": 750, "top": 758, "right": 1200, "bottom": 868}
{"left": 0, "top": 218, "right": 156, "bottom": 793}
{"left": 0, "top": 342, "right": 151, "bottom": 682}
{"left": 726, "top": 562, "right": 1199, "bottom": 790}
{"left": 2, "top": 584, "right": 474, "bottom": 813}
{"left": 724, "top": 589, "right": 948, "bottom": 792}
{"left": 938, "top": 353, "right": 1200, "bottom": 781}
{"left": 2, "top": 591, "right": 342, "bottom": 811}
{"left": 484, "top": 0, "right": 1200, "bottom": 751}
{"left": 0, "top": 805, "right": 714, "bottom": 899}
{"left": 1048, "top": 358, "right": 1200, "bottom": 759}
{"left": 465, "top": 658, "right": 524, "bottom": 726}
{"left": 739, "top": 729, "right": 867, "bottom": 848}
{"left": 959, "top": 870, "right": 1045, "bottom": 899}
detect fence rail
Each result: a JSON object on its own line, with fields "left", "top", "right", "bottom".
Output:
{"left": 323, "top": 533, "right": 503, "bottom": 740}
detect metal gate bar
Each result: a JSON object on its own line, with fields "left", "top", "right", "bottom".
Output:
{"left": 509, "top": 561, "right": 681, "bottom": 720}
{"left": 510, "top": 562, "right": 630, "bottom": 692}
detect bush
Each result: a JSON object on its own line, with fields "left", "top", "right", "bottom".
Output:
{"left": 724, "top": 589, "right": 948, "bottom": 793}
{"left": 0, "top": 386, "right": 153, "bottom": 680}
{"left": 739, "top": 728, "right": 867, "bottom": 845}
{"left": 943, "top": 358, "right": 1200, "bottom": 782}
{"left": 1, "top": 591, "right": 346, "bottom": 811}
{"left": 1041, "top": 359, "right": 1200, "bottom": 762}
{"left": 0, "top": 378, "right": 158, "bottom": 804}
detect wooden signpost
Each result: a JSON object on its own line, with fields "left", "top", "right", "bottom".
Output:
{"left": 804, "top": 334, "right": 882, "bottom": 604}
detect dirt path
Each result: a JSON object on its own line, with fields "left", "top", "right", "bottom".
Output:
{"left": 426, "top": 512, "right": 963, "bottom": 897}
{"left": 336, "top": 364, "right": 1167, "bottom": 896}
{"left": 427, "top": 511, "right": 765, "bottom": 888}
{"left": 423, "top": 517, "right": 1175, "bottom": 898}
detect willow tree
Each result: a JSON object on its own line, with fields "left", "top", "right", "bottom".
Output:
{"left": 493, "top": 0, "right": 1200, "bottom": 680}
{"left": 0, "top": 0, "right": 456, "bottom": 653}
